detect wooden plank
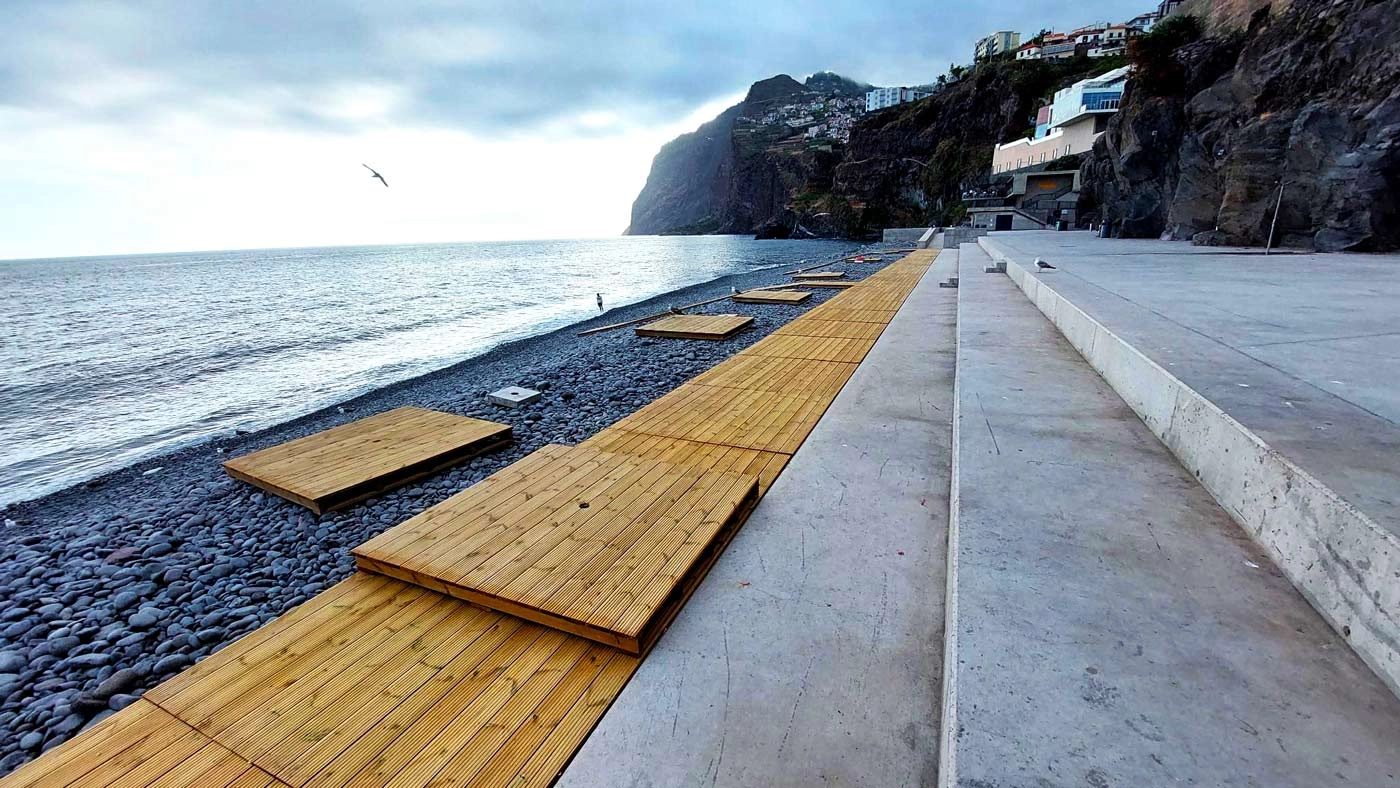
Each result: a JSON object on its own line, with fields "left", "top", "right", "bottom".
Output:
{"left": 795, "top": 280, "right": 856, "bottom": 289}
{"left": 790, "top": 271, "right": 845, "bottom": 280}
{"left": 353, "top": 445, "right": 758, "bottom": 654}
{"left": 609, "top": 383, "right": 834, "bottom": 455}
{"left": 0, "top": 700, "right": 280, "bottom": 788}
{"left": 222, "top": 407, "right": 511, "bottom": 513}
{"left": 773, "top": 319, "right": 885, "bottom": 341}
{"left": 689, "top": 354, "right": 857, "bottom": 400}
{"left": 634, "top": 314, "right": 753, "bottom": 340}
{"left": 799, "top": 305, "right": 898, "bottom": 324}
{"left": 740, "top": 335, "right": 876, "bottom": 364}
{"left": 730, "top": 290, "right": 811, "bottom": 304}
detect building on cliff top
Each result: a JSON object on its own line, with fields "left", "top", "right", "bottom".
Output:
{"left": 991, "top": 65, "right": 1130, "bottom": 175}
{"left": 865, "top": 86, "right": 932, "bottom": 113}
{"left": 974, "top": 31, "right": 1021, "bottom": 61}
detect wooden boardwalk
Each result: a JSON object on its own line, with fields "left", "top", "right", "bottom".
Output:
{"left": 2, "top": 250, "right": 937, "bottom": 788}
{"left": 354, "top": 445, "right": 758, "bottom": 654}
{"left": 731, "top": 290, "right": 810, "bottom": 304}
{"left": 634, "top": 314, "right": 752, "bottom": 340}
{"left": 223, "top": 408, "right": 512, "bottom": 513}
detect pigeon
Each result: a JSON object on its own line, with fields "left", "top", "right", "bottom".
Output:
{"left": 1036, "top": 258, "right": 1056, "bottom": 270}
{"left": 596, "top": 293, "right": 604, "bottom": 312}
{"left": 731, "top": 286, "right": 739, "bottom": 295}
{"left": 362, "top": 164, "right": 388, "bottom": 187}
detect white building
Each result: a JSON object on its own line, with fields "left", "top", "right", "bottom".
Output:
{"left": 865, "top": 86, "right": 932, "bottom": 113}
{"left": 992, "top": 66, "right": 1132, "bottom": 174}
{"left": 975, "top": 31, "right": 1021, "bottom": 61}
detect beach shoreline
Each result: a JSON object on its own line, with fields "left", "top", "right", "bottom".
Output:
{"left": 0, "top": 240, "right": 897, "bottom": 774}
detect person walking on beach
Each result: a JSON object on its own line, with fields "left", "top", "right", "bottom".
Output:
{"left": 596, "top": 293, "right": 604, "bottom": 312}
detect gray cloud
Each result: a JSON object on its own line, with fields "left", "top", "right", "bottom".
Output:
{"left": 1, "top": 0, "right": 1153, "bottom": 134}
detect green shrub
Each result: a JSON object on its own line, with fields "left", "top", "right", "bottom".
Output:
{"left": 1129, "top": 15, "right": 1203, "bottom": 95}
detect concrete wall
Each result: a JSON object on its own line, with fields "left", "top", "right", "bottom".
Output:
{"left": 982, "top": 236, "right": 1400, "bottom": 697}
{"left": 942, "top": 227, "right": 988, "bottom": 248}
{"left": 969, "top": 210, "right": 1044, "bottom": 230}
{"left": 882, "top": 227, "right": 932, "bottom": 243}
{"left": 992, "top": 117, "right": 1100, "bottom": 174}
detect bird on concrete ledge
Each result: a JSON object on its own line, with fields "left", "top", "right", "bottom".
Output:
{"left": 1036, "top": 258, "right": 1057, "bottom": 271}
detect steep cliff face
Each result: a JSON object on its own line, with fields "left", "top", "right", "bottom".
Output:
{"left": 1083, "top": 0, "right": 1400, "bottom": 251}
{"left": 624, "top": 105, "right": 740, "bottom": 235}
{"left": 626, "top": 73, "right": 866, "bottom": 236}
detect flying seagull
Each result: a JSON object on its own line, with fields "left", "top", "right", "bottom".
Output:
{"left": 1036, "top": 258, "right": 1056, "bottom": 271}
{"left": 362, "top": 164, "right": 388, "bottom": 188}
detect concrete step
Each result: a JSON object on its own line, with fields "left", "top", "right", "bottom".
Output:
{"left": 943, "top": 246, "right": 1400, "bottom": 786}
{"left": 978, "top": 232, "right": 1400, "bottom": 694}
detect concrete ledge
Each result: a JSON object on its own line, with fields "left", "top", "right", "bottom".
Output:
{"left": 982, "top": 235, "right": 1400, "bottom": 697}
{"left": 941, "top": 228, "right": 987, "bottom": 248}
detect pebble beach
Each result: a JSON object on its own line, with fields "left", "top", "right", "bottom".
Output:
{"left": 0, "top": 244, "right": 903, "bottom": 775}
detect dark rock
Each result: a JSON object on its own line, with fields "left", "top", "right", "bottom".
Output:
{"left": 93, "top": 668, "right": 140, "bottom": 699}
{"left": 1082, "top": 0, "right": 1400, "bottom": 251}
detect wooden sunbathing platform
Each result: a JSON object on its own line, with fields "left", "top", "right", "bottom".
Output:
{"left": 731, "top": 289, "right": 811, "bottom": 304}
{"left": 790, "top": 271, "right": 845, "bottom": 280}
{"left": 223, "top": 407, "right": 512, "bottom": 513}
{"left": 634, "top": 313, "right": 753, "bottom": 340}
{"left": 1, "top": 249, "right": 940, "bottom": 788}
{"left": 796, "top": 280, "right": 856, "bottom": 289}
{"left": 354, "top": 444, "right": 758, "bottom": 654}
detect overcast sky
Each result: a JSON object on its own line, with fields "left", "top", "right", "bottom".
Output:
{"left": 1, "top": 0, "right": 1148, "bottom": 259}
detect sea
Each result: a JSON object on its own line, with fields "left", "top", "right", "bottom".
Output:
{"left": 0, "top": 236, "right": 852, "bottom": 506}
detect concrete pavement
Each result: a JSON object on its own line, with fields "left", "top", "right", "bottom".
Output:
{"left": 946, "top": 242, "right": 1400, "bottom": 787}
{"left": 982, "top": 231, "right": 1400, "bottom": 695}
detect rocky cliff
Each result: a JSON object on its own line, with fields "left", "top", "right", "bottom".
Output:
{"left": 831, "top": 57, "right": 1120, "bottom": 236}
{"left": 627, "top": 59, "right": 1120, "bottom": 239}
{"left": 625, "top": 73, "right": 867, "bottom": 236}
{"left": 1082, "top": 0, "right": 1400, "bottom": 251}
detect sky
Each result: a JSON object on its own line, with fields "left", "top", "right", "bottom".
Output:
{"left": 1, "top": 0, "right": 1149, "bottom": 259}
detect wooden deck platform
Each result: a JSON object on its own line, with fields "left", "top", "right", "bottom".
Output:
{"left": 223, "top": 407, "right": 512, "bottom": 514}
{"left": 740, "top": 334, "right": 876, "bottom": 364}
{"left": 1, "top": 699, "right": 287, "bottom": 788}
{"left": 1, "top": 250, "right": 939, "bottom": 788}
{"left": 790, "top": 271, "right": 845, "bottom": 280}
{"left": 633, "top": 314, "right": 753, "bottom": 340}
{"left": 730, "top": 290, "right": 811, "bottom": 304}
{"left": 795, "top": 280, "right": 856, "bottom": 289}
{"left": 37, "top": 574, "right": 639, "bottom": 788}
{"left": 607, "top": 383, "right": 834, "bottom": 455}
{"left": 353, "top": 445, "right": 759, "bottom": 654}
{"left": 773, "top": 318, "right": 885, "bottom": 340}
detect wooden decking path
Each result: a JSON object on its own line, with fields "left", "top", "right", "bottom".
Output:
{"left": 730, "top": 290, "right": 811, "bottom": 304}
{"left": 1, "top": 250, "right": 937, "bottom": 788}
{"left": 634, "top": 314, "right": 752, "bottom": 340}
{"left": 354, "top": 445, "right": 758, "bottom": 654}
{"left": 223, "top": 407, "right": 512, "bottom": 513}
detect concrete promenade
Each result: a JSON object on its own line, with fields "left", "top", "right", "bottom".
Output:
{"left": 981, "top": 232, "right": 1400, "bottom": 694}
{"left": 557, "top": 251, "right": 956, "bottom": 787}
{"left": 947, "top": 242, "right": 1400, "bottom": 786}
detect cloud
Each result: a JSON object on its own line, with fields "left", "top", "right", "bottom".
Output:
{"left": 0, "top": 0, "right": 1150, "bottom": 257}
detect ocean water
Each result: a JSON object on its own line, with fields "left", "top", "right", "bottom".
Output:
{"left": 0, "top": 236, "right": 851, "bottom": 505}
